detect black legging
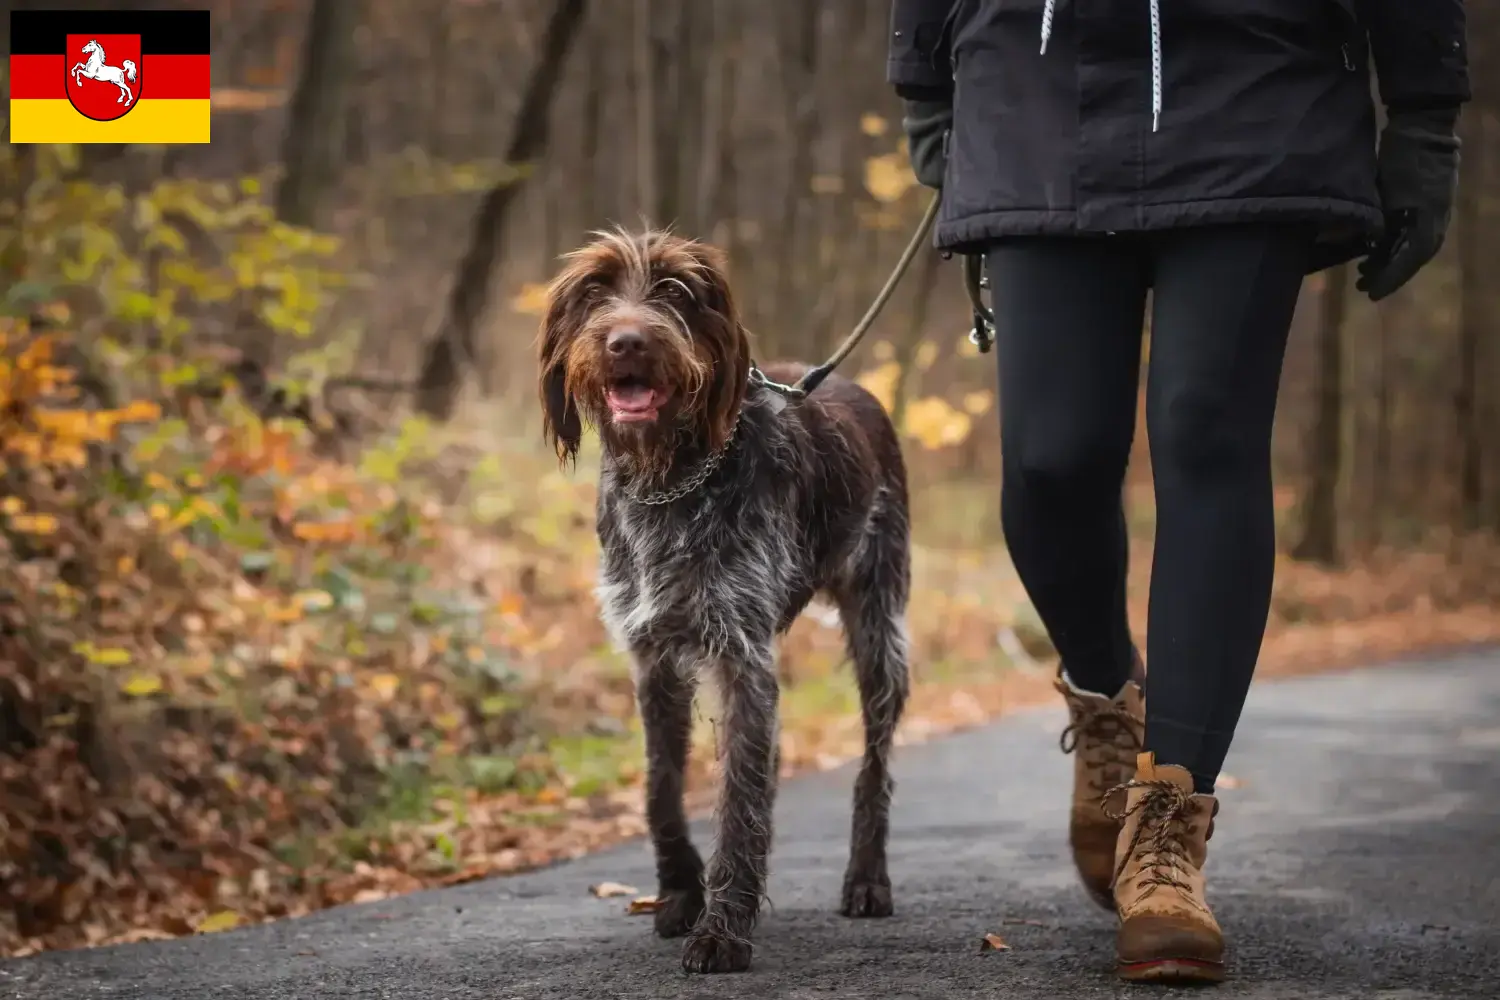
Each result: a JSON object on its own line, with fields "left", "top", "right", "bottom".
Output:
{"left": 988, "top": 224, "right": 1309, "bottom": 794}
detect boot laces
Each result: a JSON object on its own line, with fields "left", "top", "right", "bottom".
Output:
{"left": 1059, "top": 700, "right": 1143, "bottom": 793}
{"left": 1103, "top": 778, "right": 1205, "bottom": 906}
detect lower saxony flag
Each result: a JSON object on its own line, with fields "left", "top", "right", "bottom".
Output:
{"left": 9, "top": 9, "right": 210, "bottom": 144}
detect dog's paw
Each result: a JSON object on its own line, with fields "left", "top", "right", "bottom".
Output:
{"left": 680, "top": 931, "right": 753, "bottom": 974}
{"left": 840, "top": 872, "right": 894, "bottom": 918}
{"left": 652, "top": 888, "right": 705, "bottom": 939}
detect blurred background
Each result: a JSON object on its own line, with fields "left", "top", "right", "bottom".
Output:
{"left": 2, "top": 0, "right": 1498, "bottom": 957}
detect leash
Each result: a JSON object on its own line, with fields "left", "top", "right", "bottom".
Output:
{"left": 749, "top": 193, "right": 995, "bottom": 404}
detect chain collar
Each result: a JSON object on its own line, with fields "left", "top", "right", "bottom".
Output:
{"left": 620, "top": 365, "right": 794, "bottom": 506}
{"left": 624, "top": 411, "right": 742, "bottom": 506}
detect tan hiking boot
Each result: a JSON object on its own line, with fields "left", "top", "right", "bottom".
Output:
{"left": 1055, "top": 665, "right": 1145, "bottom": 909}
{"left": 1106, "top": 752, "right": 1224, "bottom": 983}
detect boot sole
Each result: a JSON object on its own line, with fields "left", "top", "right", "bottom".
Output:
{"left": 1117, "top": 957, "right": 1225, "bottom": 983}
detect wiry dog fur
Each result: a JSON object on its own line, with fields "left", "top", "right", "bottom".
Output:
{"left": 538, "top": 229, "right": 912, "bottom": 974}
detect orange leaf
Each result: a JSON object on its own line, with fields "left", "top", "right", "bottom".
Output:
{"left": 8, "top": 513, "right": 59, "bottom": 535}
{"left": 117, "top": 399, "right": 162, "bottom": 423}
{"left": 980, "top": 933, "right": 1010, "bottom": 952}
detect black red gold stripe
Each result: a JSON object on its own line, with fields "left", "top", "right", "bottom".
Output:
{"left": 8, "top": 9, "right": 210, "bottom": 143}
{"left": 9, "top": 10, "right": 210, "bottom": 55}
{"left": 9, "top": 55, "right": 210, "bottom": 99}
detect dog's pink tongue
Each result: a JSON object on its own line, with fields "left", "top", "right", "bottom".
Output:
{"left": 607, "top": 385, "right": 658, "bottom": 418}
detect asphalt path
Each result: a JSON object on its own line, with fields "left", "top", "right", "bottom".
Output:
{"left": 7, "top": 649, "right": 1500, "bottom": 999}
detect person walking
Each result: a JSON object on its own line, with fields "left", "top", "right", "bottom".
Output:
{"left": 889, "top": 0, "right": 1468, "bottom": 983}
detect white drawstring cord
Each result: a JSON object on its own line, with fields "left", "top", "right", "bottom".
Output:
{"left": 1036, "top": 0, "right": 1163, "bottom": 132}
{"left": 1149, "top": 0, "right": 1162, "bottom": 132}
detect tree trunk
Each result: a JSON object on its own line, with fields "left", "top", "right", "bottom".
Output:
{"left": 1455, "top": 107, "right": 1485, "bottom": 533}
{"left": 632, "top": 0, "right": 659, "bottom": 224}
{"left": 578, "top": 18, "right": 605, "bottom": 240}
{"left": 275, "top": 0, "right": 364, "bottom": 229}
{"left": 693, "top": 0, "right": 728, "bottom": 236}
{"left": 413, "top": 0, "right": 590, "bottom": 421}
{"left": 767, "top": 0, "right": 821, "bottom": 359}
{"left": 1370, "top": 298, "right": 1395, "bottom": 549}
{"left": 1291, "top": 265, "right": 1349, "bottom": 565}
{"left": 706, "top": 0, "right": 739, "bottom": 253}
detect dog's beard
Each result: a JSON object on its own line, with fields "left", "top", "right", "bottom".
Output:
{"left": 596, "top": 398, "right": 700, "bottom": 483}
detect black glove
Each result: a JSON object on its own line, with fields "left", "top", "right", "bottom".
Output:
{"left": 1356, "top": 107, "right": 1462, "bottom": 302}
{"left": 901, "top": 93, "right": 952, "bottom": 191}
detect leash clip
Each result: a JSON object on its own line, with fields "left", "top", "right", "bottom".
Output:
{"left": 748, "top": 364, "right": 804, "bottom": 414}
{"left": 962, "top": 255, "right": 996, "bottom": 354}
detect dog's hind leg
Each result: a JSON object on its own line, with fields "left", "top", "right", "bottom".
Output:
{"left": 681, "top": 640, "right": 779, "bottom": 974}
{"left": 635, "top": 651, "right": 705, "bottom": 939}
{"left": 833, "top": 495, "right": 912, "bottom": 918}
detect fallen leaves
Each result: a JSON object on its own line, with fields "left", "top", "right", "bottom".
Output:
{"left": 589, "top": 881, "right": 638, "bottom": 899}
{"left": 626, "top": 896, "right": 661, "bottom": 916}
{"left": 7, "top": 512, "right": 59, "bottom": 535}
{"left": 979, "top": 933, "right": 1011, "bottom": 952}
{"left": 368, "top": 673, "right": 402, "bottom": 701}
{"left": 195, "top": 911, "right": 241, "bottom": 934}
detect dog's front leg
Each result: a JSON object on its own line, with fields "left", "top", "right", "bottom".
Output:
{"left": 681, "top": 644, "right": 779, "bottom": 974}
{"left": 634, "top": 649, "right": 704, "bottom": 938}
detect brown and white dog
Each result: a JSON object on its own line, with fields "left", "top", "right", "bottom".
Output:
{"left": 537, "top": 229, "right": 911, "bottom": 974}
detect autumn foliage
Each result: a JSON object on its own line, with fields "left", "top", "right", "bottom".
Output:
{"left": 0, "top": 146, "right": 603, "bottom": 954}
{"left": 0, "top": 314, "right": 531, "bottom": 949}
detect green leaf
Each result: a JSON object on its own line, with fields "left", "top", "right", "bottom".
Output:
{"left": 479, "top": 694, "right": 516, "bottom": 717}
{"left": 2, "top": 281, "right": 57, "bottom": 314}
{"left": 239, "top": 551, "right": 275, "bottom": 573}
{"left": 160, "top": 362, "right": 200, "bottom": 387}
{"left": 116, "top": 290, "right": 156, "bottom": 322}
{"left": 466, "top": 755, "right": 519, "bottom": 794}
{"left": 435, "top": 832, "right": 456, "bottom": 860}
{"left": 410, "top": 601, "right": 443, "bottom": 626}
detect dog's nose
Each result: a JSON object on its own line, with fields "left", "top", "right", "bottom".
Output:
{"left": 607, "top": 328, "right": 646, "bottom": 356}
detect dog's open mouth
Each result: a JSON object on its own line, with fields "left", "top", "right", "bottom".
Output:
{"left": 606, "top": 375, "right": 668, "bottom": 423}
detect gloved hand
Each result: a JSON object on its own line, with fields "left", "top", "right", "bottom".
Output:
{"left": 901, "top": 95, "right": 952, "bottom": 190}
{"left": 1356, "top": 107, "right": 1462, "bottom": 302}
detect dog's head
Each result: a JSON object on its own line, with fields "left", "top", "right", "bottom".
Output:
{"left": 537, "top": 229, "right": 751, "bottom": 473}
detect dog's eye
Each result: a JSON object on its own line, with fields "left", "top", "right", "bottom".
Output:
{"left": 656, "top": 278, "right": 692, "bottom": 302}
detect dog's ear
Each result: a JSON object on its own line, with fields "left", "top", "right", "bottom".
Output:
{"left": 537, "top": 272, "right": 586, "bottom": 466}
{"left": 691, "top": 244, "right": 751, "bottom": 453}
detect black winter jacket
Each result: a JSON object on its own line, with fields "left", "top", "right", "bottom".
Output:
{"left": 888, "top": 0, "right": 1470, "bottom": 269}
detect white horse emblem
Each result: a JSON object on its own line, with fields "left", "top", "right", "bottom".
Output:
{"left": 70, "top": 39, "right": 137, "bottom": 107}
